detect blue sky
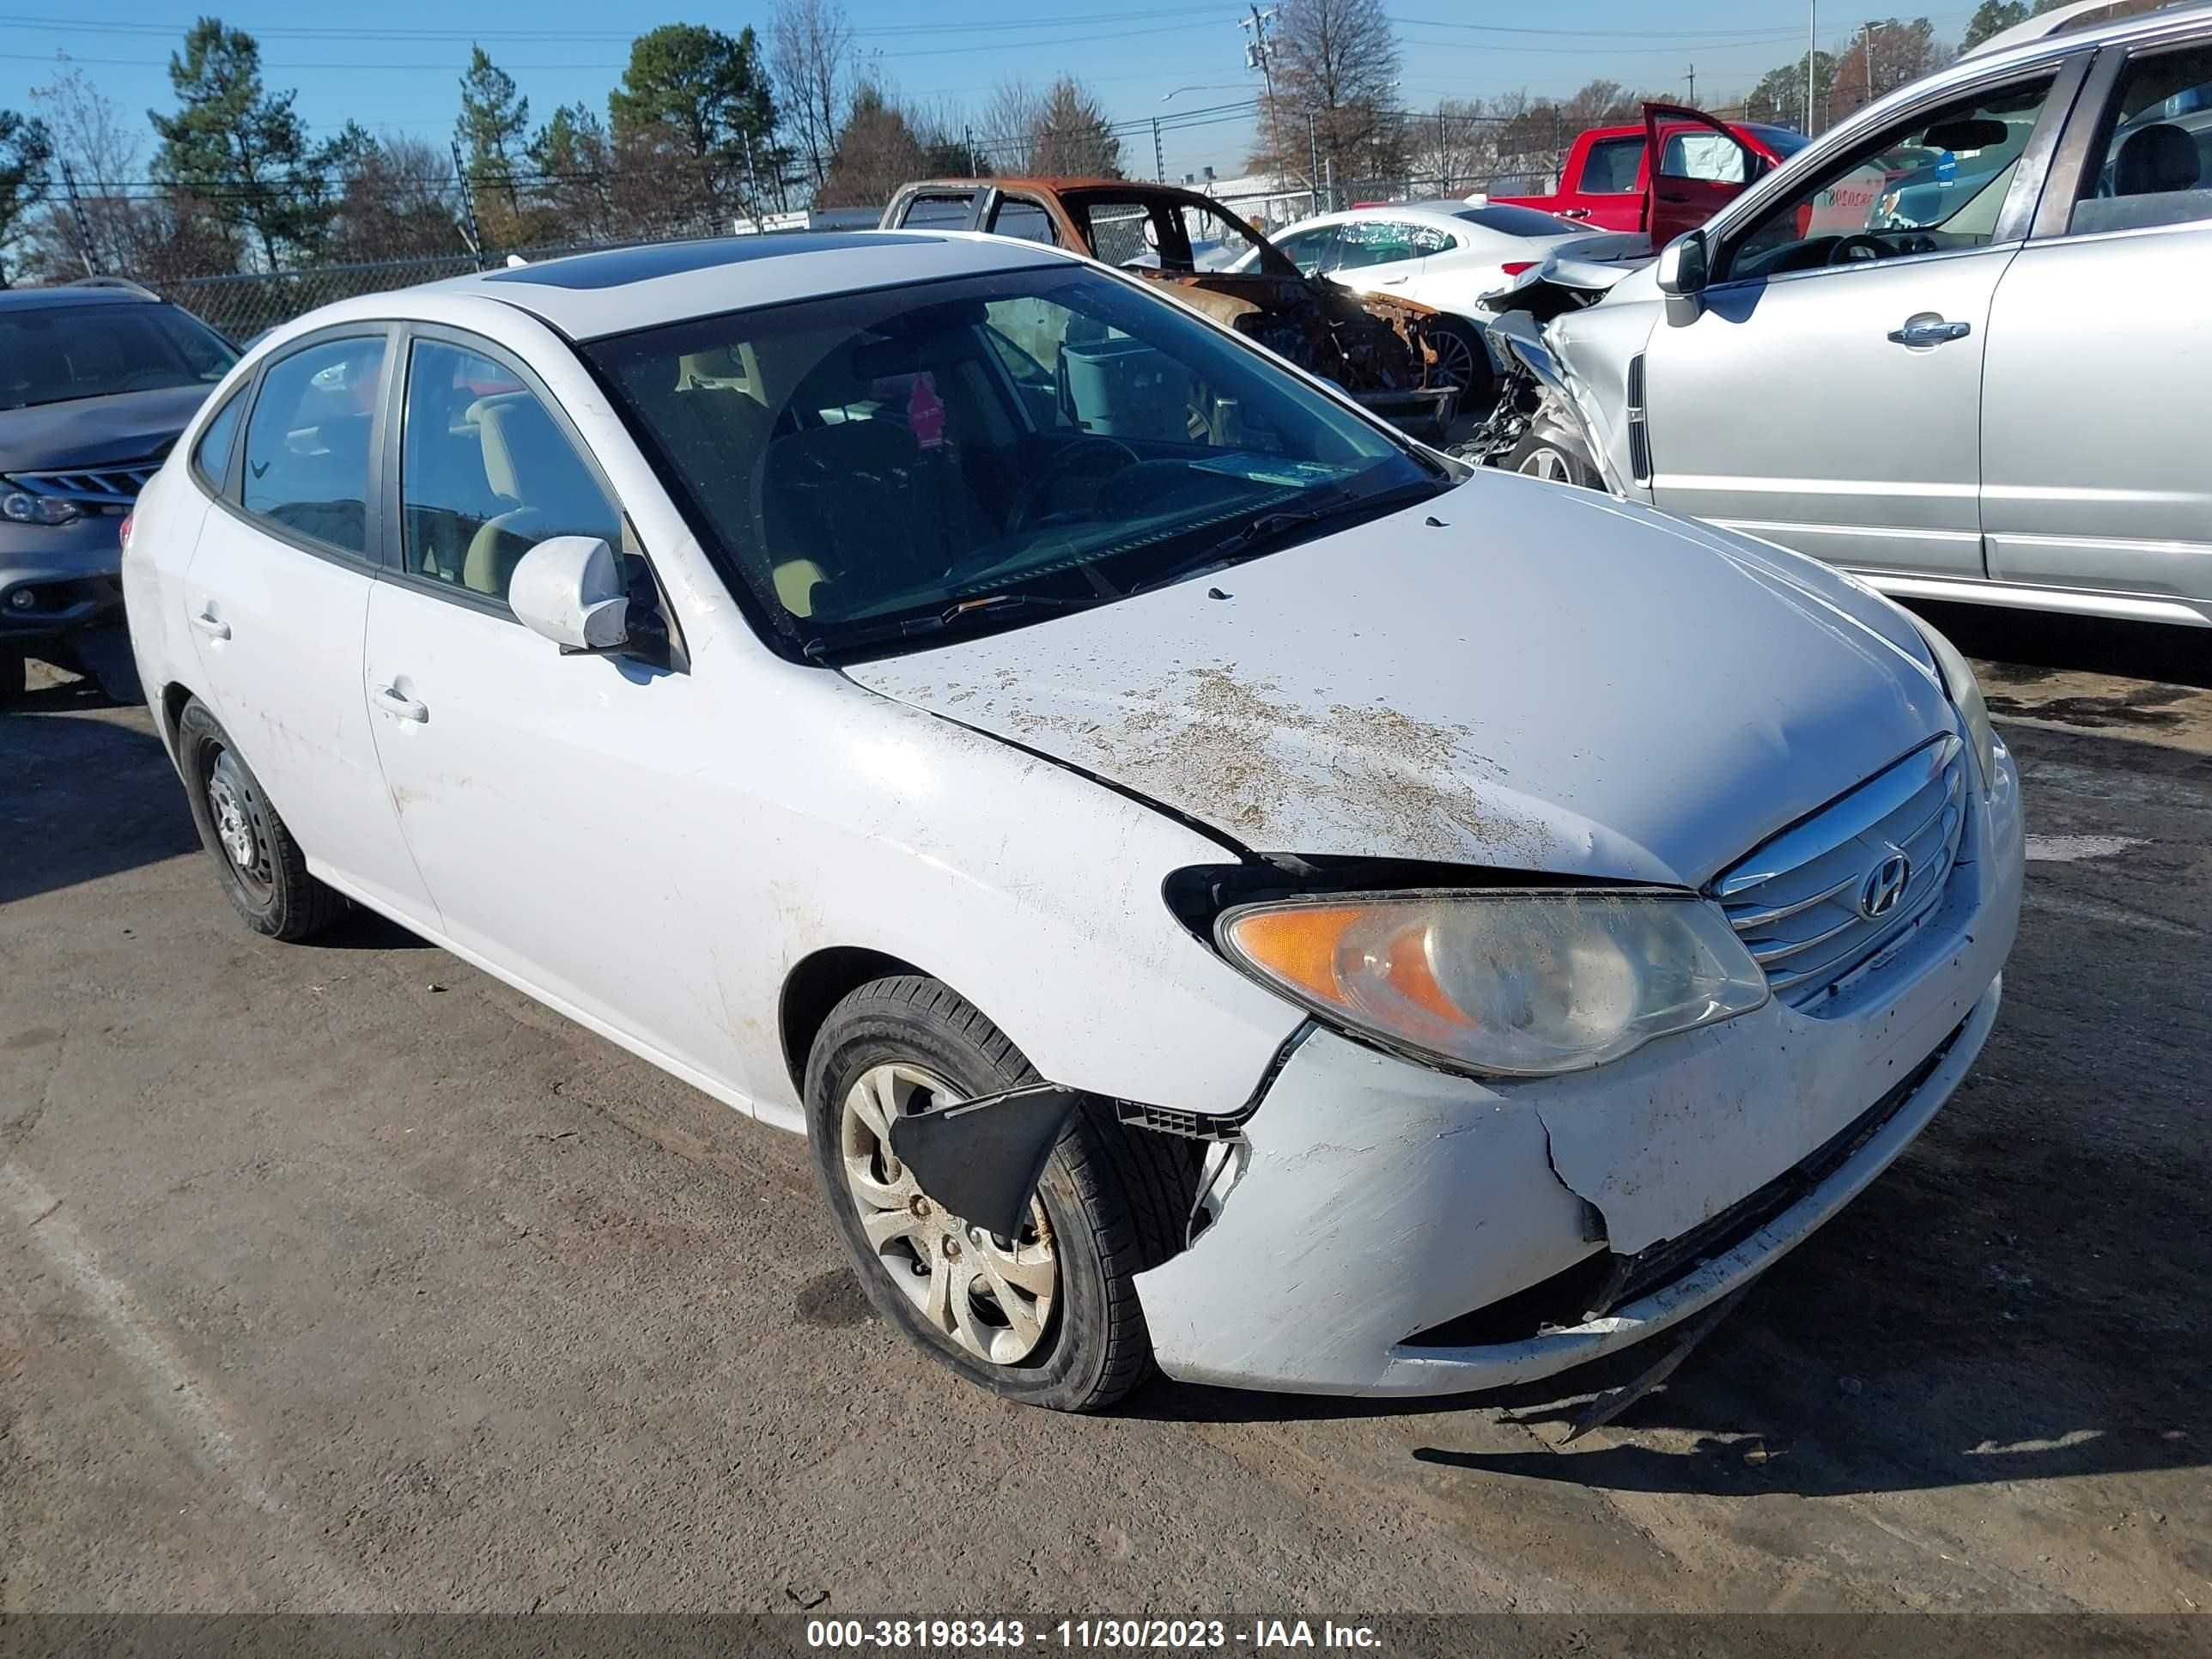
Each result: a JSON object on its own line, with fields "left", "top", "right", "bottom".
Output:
{"left": 3, "top": 2, "right": 1985, "bottom": 185}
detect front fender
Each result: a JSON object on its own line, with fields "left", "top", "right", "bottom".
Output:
{"left": 1486, "top": 311, "right": 1626, "bottom": 495}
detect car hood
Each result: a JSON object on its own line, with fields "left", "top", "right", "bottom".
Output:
{"left": 0, "top": 385, "right": 213, "bottom": 475}
{"left": 844, "top": 475, "right": 1950, "bottom": 886}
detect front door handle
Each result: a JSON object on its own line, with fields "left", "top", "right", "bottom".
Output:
{"left": 1887, "top": 314, "right": 1972, "bottom": 348}
{"left": 1379, "top": 275, "right": 1408, "bottom": 285}
{"left": 190, "top": 608, "right": 230, "bottom": 641}
{"left": 373, "top": 684, "right": 428, "bottom": 723}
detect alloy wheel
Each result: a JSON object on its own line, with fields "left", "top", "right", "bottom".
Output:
{"left": 1517, "top": 444, "right": 1575, "bottom": 483}
{"left": 839, "top": 1062, "right": 1059, "bottom": 1366}
{"left": 1431, "top": 328, "right": 1480, "bottom": 392}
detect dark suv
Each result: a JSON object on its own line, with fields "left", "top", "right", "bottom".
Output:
{"left": 2, "top": 278, "right": 237, "bottom": 700}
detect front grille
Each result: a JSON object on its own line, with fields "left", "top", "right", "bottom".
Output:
{"left": 1711, "top": 736, "right": 1967, "bottom": 1007}
{"left": 5, "top": 462, "right": 159, "bottom": 514}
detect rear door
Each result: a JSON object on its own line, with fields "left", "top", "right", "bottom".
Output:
{"left": 1560, "top": 131, "right": 1649, "bottom": 228}
{"left": 1980, "top": 36, "right": 2212, "bottom": 611}
{"left": 1644, "top": 104, "right": 1767, "bottom": 244}
{"left": 179, "top": 325, "right": 440, "bottom": 927}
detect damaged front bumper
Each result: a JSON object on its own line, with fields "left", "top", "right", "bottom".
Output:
{"left": 1133, "top": 738, "right": 2023, "bottom": 1397}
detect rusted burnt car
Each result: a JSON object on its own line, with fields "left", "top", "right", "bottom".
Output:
{"left": 881, "top": 178, "right": 1457, "bottom": 436}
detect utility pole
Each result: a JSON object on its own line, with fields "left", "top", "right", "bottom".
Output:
{"left": 963, "top": 124, "right": 976, "bottom": 176}
{"left": 1862, "top": 20, "right": 1887, "bottom": 110}
{"left": 1152, "top": 116, "right": 1164, "bottom": 184}
{"left": 1807, "top": 0, "right": 1818, "bottom": 134}
{"left": 741, "top": 130, "right": 764, "bottom": 232}
{"left": 1308, "top": 111, "right": 1322, "bottom": 212}
{"left": 1686, "top": 64, "right": 1697, "bottom": 105}
{"left": 59, "top": 161, "right": 100, "bottom": 276}
{"left": 1243, "top": 6, "right": 1295, "bottom": 185}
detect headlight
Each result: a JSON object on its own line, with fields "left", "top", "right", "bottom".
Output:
{"left": 1218, "top": 890, "right": 1769, "bottom": 1078}
{"left": 2, "top": 490, "right": 82, "bottom": 526}
{"left": 1912, "top": 617, "right": 1995, "bottom": 795}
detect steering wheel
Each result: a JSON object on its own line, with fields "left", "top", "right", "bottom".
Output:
{"left": 1826, "top": 234, "right": 1890, "bottom": 267}
{"left": 1006, "top": 435, "right": 1141, "bottom": 534}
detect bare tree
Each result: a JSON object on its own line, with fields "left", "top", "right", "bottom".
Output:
{"left": 21, "top": 65, "right": 163, "bottom": 276}
{"left": 769, "top": 0, "right": 854, "bottom": 199}
{"left": 1250, "top": 0, "right": 1407, "bottom": 189}
{"left": 331, "top": 134, "right": 467, "bottom": 260}
{"left": 979, "top": 79, "right": 1045, "bottom": 174}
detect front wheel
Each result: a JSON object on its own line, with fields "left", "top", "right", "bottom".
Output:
{"left": 175, "top": 698, "right": 345, "bottom": 940}
{"left": 1425, "top": 318, "right": 1495, "bottom": 409}
{"left": 1508, "top": 428, "right": 1603, "bottom": 490}
{"left": 805, "top": 976, "right": 1198, "bottom": 1412}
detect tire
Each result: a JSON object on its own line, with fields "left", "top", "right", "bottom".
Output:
{"left": 805, "top": 975, "right": 1197, "bottom": 1413}
{"left": 1426, "top": 318, "right": 1496, "bottom": 408}
{"left": 1508, "top": 428, "right": 1603, "bottom": 490}
{"left": 175, "top": 697, "right": 345, "bottom": 941}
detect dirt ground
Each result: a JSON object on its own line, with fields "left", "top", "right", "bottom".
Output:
{"left": 2, "top": 602, "right": 2208, "bottom": 1623}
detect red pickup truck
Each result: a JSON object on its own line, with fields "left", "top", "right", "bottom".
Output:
{"left": 1497, "top": 103, "right": 1809, "bottom": 245}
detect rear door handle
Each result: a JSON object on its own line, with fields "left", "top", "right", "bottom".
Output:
{"left": 1887, "top": 314, "right": 1972, "bottom": 348}
{"left": 1559, "top": 208, "right": 1593, "bottom": 220}
{"left": 190, "top": 608, "right": 230, "bottom": 641}
{"left": 373, "top": 684, "right": 428, "bottom": 723}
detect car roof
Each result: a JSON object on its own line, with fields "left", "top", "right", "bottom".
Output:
{"left": 1964, "top": 0, "right": 2212, "bottom": 58}
{"left": 1271, "top": 201, "right": 1579, "bottom": 238}
{"left": 0, "top": 284, "right": 161, "bottom": 313}
{"left": 419, "top": 230, "right": 1068, "bottom": 341}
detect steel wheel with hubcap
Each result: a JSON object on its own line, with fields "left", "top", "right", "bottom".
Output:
{"left": 840, "top": 1061, "right": 1059, "bottom": 1365}
{"left": 805, "top": 975, "right": 1201, "bottom": 1411}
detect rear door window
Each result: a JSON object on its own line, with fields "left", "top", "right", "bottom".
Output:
{"left": 240, "top": 334, "right": 387, "bottom": 557}
{"left": 1582, "top": 137, "right": 1646, "bottom": 193}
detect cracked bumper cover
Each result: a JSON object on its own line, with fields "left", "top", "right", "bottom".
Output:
{"left": 1133, "top": 738, "right": 2023, "bottom": 1397}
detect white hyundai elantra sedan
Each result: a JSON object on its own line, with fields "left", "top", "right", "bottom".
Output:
{"left": 122, "top": 230, "right": 2021, "bottom": 1411}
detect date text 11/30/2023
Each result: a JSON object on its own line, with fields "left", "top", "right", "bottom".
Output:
{"left": 805, "top": 1620, "right": 1383, "bottom": 1650}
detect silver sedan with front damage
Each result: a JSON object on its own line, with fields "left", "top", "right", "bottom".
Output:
{"left": 1473, "top": 0, "right": 2212, "bottom": 630}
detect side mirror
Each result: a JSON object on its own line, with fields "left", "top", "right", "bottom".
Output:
{"left": 1656, "top": 229, "right": 1710, "bottom": 327}
{"left": 1656, "top": 229, "right": 1709, "bottom": 297}
{"left": 509, "top": 535, "right": 629, "bottom": 653}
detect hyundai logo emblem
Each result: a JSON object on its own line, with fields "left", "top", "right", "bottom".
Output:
{"left": 1858, "top": 851, "right": 1912, "bottom": 920}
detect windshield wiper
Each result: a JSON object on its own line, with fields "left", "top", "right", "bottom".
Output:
{"left": 801, "top": 590, "right": 1102, "bottom": 661}
{"left": 1130, "top": 478, "right": 1443, "bottom": 597}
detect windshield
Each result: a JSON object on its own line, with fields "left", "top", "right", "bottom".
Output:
{"left": 0, "top": 302, "right": 236, "bottom": 412}
{"left": 586, "top": 265, "right": 1443, "bottom": 659}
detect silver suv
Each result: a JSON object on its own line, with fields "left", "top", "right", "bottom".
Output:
{"left": 1486, "top": 0, "right": 2212, "bottom": 629}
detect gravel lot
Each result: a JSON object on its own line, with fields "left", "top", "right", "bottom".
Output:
{"left": 3, "top": 603, "right": 2209, "bottom": 1620}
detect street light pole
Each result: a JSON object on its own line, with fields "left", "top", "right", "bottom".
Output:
{"left": 1863, "top": 20, "right": 1888, "bottom": 108}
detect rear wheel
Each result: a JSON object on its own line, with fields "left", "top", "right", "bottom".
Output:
{"left": 805, "top": 975, "right": 1197, "bottom": 1412}
{"left": 1509, "top": 428, "right": 1602, "bottom": 490}
{"left": 176, "top": 698, "right": 345, "bottom": 941}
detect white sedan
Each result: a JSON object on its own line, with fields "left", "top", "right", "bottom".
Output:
{"left": 1235, "top": 200, "right": 1621, "bottom": 395}
{"left": 123, "top": 229, "right": 2021, "bottom": 1410}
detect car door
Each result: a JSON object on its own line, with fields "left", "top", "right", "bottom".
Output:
{"left": 1562, "top": 132, "right": 1649, "bottom": 229}
{"left": 179, "top": 325, "right": 441, "bottom": 928}
{"left": 1642, "top": 60, "right": 2086, "bottom": 579}
{"left": 1324, "top": 219, "right": 1431, "bottom": 295}
{"left": 1644, "top": 104, "right": 1767, "bottom": 245}
{"left": 359, "top": 325, "right": 739, "bottom": 1087}
{"left": 1981, "top": 36, "right": 2212, "bottom": 610}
